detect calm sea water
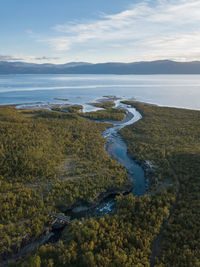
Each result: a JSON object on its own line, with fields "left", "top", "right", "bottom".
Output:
{"left": 1, "top": 74, "right": 200, "bottom": 110}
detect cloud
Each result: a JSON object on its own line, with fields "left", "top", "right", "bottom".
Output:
{"left": 34, "top": 56, "right": 60, "bottom": 61}
{"left": 40, "top": 37, "right": 72, "bottom": 51}
{"left": 25, "top": 0, "right": 200, "bottom": 62}
{"left": 0, "top": 55, "right": 60, "bottom": 63}
{"left": 0, "top": 55, "right": 24, "bottom": 61}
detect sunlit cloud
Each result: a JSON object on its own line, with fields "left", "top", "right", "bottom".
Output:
{"left": 30, "top": 0, "right": 200, "bottom": 62}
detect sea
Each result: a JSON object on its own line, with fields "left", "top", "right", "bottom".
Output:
{"left": 1, "top": 74, "right": 200, "bottom": 110}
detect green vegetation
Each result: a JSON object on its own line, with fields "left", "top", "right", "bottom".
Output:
{"left": 0, "top": 106, "right": 129, "bottom": 258}
{"left": 1, "top": 101, "right": 200, "bottom": 266}
{"left": 18, "top": 193, "right": 173, "bottom": 267}
{"left": 89, "top": 101, "right": 115, "bottom": 109}
{"left": 66, "top": 105, "right": 83, "bottom": 113}
{"left": 51, "top": 104, "right": 83, "bottom": 113}
{"left": 82, "top": 101, "right": 126, "bottom": 121}
{"left": 120, "top": 101, "right": 200, "bottom": 266}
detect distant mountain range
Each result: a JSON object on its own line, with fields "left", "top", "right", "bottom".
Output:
{"left": 1, "top": 60, "right": 200, "bottom": 74}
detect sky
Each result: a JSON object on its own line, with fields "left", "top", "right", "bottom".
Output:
{"left": 1, "top": 0, "right": 200, "bottom": 64}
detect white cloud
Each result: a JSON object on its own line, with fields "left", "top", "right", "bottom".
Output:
{"left": 42, "top": 37, "right": 72, "bottom": 51}
{"left": 0, "top": 55, "right": 23, "bottom": 61}
{"left": 34, "top": 56, "right": 60, "bottom": 61}
{"left": 0, "top": 54, "right": 60, "bottom": 63}
{"left": 36, "top": 0, "right": 200, "bottom": 62}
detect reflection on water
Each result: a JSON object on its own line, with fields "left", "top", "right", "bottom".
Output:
{"left": 103, "top": 102, "right": 146, "bottom": 196}
{"left": 65, "top": 102, "right": 146, "bottom": 220}
{"left": 1, "top": 74, "right": 200, "bottom": 110}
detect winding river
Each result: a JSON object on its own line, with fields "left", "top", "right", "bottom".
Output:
{"left": 66, "top": 101, "right": 146, "bottom": 219}
{"left": 103, "top": 101, "right": 146, "bottom": 196}
{"left": 2, "top": 102, "right": 147, "bottom": 264}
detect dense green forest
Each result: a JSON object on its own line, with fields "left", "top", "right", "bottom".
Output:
{"left": 1, "top": 102, "right": 200, "bottom": 266}
{"left": 51, "top": 105, "right": 83, "bottom": 113}
{"left": 51, "top": 101, "right": 126, "bottom": 121}
{"left": 0, "top": 106, "right": 129, "bottom": 260}
{"left": 81, "top": 101, "right": 126, "bottom": 121}
{"left": 16, "top": 193, "right": 173, "bottom": 267}
{"left": 120, "top": 101, "right": 200, "bottom": 266}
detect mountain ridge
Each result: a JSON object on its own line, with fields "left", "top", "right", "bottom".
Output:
{"left": 1, "top": 60, "right": 200, "bottom": 74}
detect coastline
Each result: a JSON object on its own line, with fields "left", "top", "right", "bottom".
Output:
{"left": 0, "top": 101, "right": 142, "bottom": 263}
{"left": 1, "top": 97, "right": 199, "bottom": 266}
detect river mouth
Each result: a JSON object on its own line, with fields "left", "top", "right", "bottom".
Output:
{"left": 64, "top": 101, "right": 147, "bottom": 220}
{"left": 2, "top": 101, "right": 147, "bottom": 263}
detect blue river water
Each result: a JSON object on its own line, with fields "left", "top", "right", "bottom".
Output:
{"left": 66, "top": 102, "right": 146, "bottom": 219}
{"left": 103, "top": 101, "right": 146, "bottom": 196}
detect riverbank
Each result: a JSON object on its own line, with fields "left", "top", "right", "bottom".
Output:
{"left": 2, "top": 101, "right": 200, "bottom": 266}
{"left": 1, "top": 101, "right": 147, "bottom": 265}
{"left": 0, "top": 105, "right": 130, "bottom": 264}
{"left": 120, "top": 101, "right": 200, "bottom": 266}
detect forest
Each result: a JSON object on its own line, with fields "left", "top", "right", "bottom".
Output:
{"left": 81, "top": 101, "right": 126, "bottom": 121}
{"left": 51, "top": 101, "right": 126, "bottom": 121}
{"left": 1, "top": 102, "right": 200, "bottom": 266}
{"left": 120, "top": 101, "right": 200, "bottom": 266}
{"left": 0, "top": 106, "right": 129, "bottom": 262}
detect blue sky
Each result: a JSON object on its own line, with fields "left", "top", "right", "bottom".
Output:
{"left": 1, "top": 0, "right": 200, "bottom": 63}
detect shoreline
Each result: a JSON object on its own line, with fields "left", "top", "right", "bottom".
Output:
{"left": 1, "top": 100, "right": 185, "bottom": 264}
{"left": 0, "top": 103, "right": 139, "bottom": 264}
{"left": 3, "top": 101, "right": 199, "bottom": 113}
{"left": 0, "top": 92, "right": 200, "bottom": 112}
{"left": 1, "top": 96, "right": 199, "bottom": 266}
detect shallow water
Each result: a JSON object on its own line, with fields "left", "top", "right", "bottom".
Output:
{"left": 1, "top": 74, "right": 200, "bottom": 110}
{"left": 103, "top": 102, "right": 146, "bottom": 196}
{"left": 66, "top": 102, "right": 146, "bottom": 221}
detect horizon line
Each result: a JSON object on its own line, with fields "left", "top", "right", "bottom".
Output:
{"left": 1, "top": 59, "right": 200, "bottom": 65}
